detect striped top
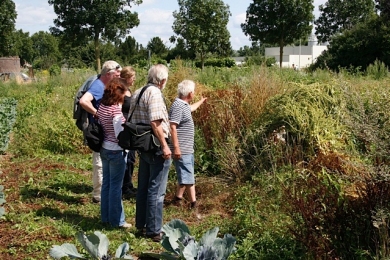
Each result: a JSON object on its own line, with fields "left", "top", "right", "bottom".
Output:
{"left": 96, "top": 104, "right": 125, "bottom": 150}
{"left": 169, "top": 98, "right": 194, "bottom": 154}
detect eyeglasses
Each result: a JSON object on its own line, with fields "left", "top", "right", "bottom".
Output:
{"left": 108, "top": 65, "right": 121, "bottom": 73}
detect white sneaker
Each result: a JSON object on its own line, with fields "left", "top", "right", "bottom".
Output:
{"left": 120, "top": 222, "right": 132, "bottom": 229}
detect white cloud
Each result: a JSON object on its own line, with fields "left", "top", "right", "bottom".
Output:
{"left": 15, "top": 4, "right": 56, "bottom": 27}
{"left": 130, "top": 8, "right": 174, "bottom": 47}
{"left": 233, "top": 12, "right": 246, "bottom": 27}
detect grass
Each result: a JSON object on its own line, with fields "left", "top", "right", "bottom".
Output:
{"left": 2, "top": 64, "right": 390, "bottom": 259}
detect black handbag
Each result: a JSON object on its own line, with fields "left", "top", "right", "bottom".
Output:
{"left": 118, "top": 122, "right": 161, "bottom": 152}
{"left": 117, "top": 85, "right": 161, "bottom": 152}
{"left": 84, "top": 120, "right": 104, "bottom": 152}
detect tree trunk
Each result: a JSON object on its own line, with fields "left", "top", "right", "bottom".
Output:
{"left": 94, "top": 34, "right": 101, "bottom": 72}
{"left": 201, "top": 52, "right": 205, "bottom": 70}
{"left": 279, "top": 43, "right": 284, "bottom": 68}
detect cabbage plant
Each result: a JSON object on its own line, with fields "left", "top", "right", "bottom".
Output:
{"left": 146, "top": 219, "right": 236, "bottom": 260}
{"left": 49, "top": 231, "right": 133, "bottom": 259}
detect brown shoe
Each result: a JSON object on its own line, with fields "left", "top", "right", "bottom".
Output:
{"left": 172, "top": 196, "right": 183, "bottom": 207}
{"left": 146, "top": 232, "right": 164, "bottom": 242}
{"left": 190, "top": 201, "right": 197, "bottom": 209}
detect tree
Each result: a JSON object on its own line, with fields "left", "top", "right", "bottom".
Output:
{"left": 237, "top": 41, "right": 266, "bottom": 57}
{"left": 147, "top": 37, "right": 168, "bottom": 57}
{"left": 166, "top": 37, "right": 195, "bottom": 62}
{"left": 241, "top": 0, "right": 314, "bottom": 67}
{"left": 0, "top": 0, "right": 17, "bottom": 56}
{"left": 9, "top": 30, "right": 34, "bottom": 65}
{"left": 311, "top": 15, "right": 390, "bottom": 72}
{"left": 48, "top": 0, "right": 142, "bottom": 70}
{"left": 31, "top": 31, "right": 61, "bottom": 69}
{"left": 172, "top": 0, "right": 232, "bottom": 69}
{"left": 314, "top": 0, "right": 375, "bottom": 43}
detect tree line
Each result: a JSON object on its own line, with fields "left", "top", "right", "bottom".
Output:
{"left": 0, "top": 0, "right": 388, "bottom": 72}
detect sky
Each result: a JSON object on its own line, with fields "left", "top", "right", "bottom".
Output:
{"left": 13, "top": 0, "right": 327, "bottom": 50}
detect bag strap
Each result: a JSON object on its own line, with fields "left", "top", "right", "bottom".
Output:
{"left": 127, "top": 83, "right": 154, "bottom": 122}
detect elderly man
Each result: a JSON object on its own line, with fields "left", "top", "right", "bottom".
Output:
{"left": 80, "top": 60, "right": 122, "bottom": 203}
{"left": 128, "top": 64, "right": 171, "bottom": 242}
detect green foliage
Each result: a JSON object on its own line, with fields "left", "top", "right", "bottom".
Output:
{"left": 241, "top": 0, "right": 314, "bottom": 67}
{"left": 49, "top": 65, "right": 61, "bottom": 76}
{"left": 145, "top": 219, "right": 236, "bottom": 260}
{"left": 48, "top": 0, "right": 142, "bottom": 70}
{"left": 0, "top": 0, "right": 17, "bottom": 56}
{"left": 313, "top": 16, "right": 390, "bottom": 72}
{"left": 172, "top": 0, "right": 232, "bottom": 69}
{"left": 147, "top": 36, "right": 168, "bottom": 57}
{"left": 314, "top": 0, "right": 375, "bottom": 43}
{"left": 8, "top": 29, "right": 34, "bottom": 63}
{"left": 50, "top": 231, "right": 133, "bottom": 259}
{"left": 3, "top": 74, "right": 87, "bottom": 156}
{"left": 245, "top": 55, "right": 276, "bottom": 67}
{"left": 31, "top": 31, "right": 62, "bottom": 69}
{"left": 0, "top": 98, "right": 17, "bottom": 154}
{"left": 366, "top": 59, "right": 389, "bottom": 79}
{"left": 0, "top": 185, "right": 6, "bottom": 218}
{"left": 252, "top": 82, "right": 348, "bottom": 168}
{"left": 195, "top": 58, "right": 236, "bottom": 68}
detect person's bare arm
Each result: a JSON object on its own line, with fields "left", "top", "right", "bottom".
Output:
{"left": 79, "top": 92, "right": 97, "bottom": 116}
{"left": 170, "top": 122, "right": 181, "bottom": 159}
{"left": 190, "top": 97, "right": 207, "bottom": 112}
{"left": 151, "top": 119, "right": 171, "bottom": 159}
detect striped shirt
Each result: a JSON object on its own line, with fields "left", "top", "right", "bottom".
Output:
{"left": 169, "top": 98, "right": 194, "bottom": 154}
{"left": 96, "top": 104, "right": 125, "bottom": 150}
{"left": 129, "top": 84, "right": 170, "bottom": 138}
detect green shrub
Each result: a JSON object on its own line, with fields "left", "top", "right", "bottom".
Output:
{"left": 195, "top": 57, "right": 236, "bottom": 68}
{"left": 366, "top": 59, "right": 389, "bottom": 80}
{"left": 246, "top": 55, "right": 276, "bottom": 67}
{"left": 49, "top": 65, "right": 61, "bottom": 76}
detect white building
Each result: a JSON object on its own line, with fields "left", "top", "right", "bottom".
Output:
{"left": 265, "top": 36, "right": 328, "bottom": 69}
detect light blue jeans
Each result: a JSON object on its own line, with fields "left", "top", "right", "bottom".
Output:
{"left": 100, "top": 148, "right": 126, "bottom": 227}
{"left": 136, "top": 151, "right": 171, "bottom": 236}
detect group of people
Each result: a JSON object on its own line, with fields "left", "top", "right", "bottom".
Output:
{"left": 79, "top": 60, "right": 206, "bottom": 242}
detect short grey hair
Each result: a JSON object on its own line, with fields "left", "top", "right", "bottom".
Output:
{"left": 178, "top": 80, "right": 195, "bottom": 98}
{"left": 147, "top": 64, "right": 169, "bottom": 86}
{"left": 100, "top": 60, "right": 121, "bottom": 75}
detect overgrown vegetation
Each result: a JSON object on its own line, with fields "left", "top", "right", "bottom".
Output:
{"left": 1, "top": 64, "right": 390, "bottom": 259}
{"left": 0, "top": 98, "right": 17, "bottom": 154}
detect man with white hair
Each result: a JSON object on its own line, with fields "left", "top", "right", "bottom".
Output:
{"left": 80, "top": 60, "right": 122, "bottom": 203}
{"left": 128, "top": 64, "right": 171, "bottom": 242}
{"left": 169, "top": 80, "right": 206, "bottom": 210}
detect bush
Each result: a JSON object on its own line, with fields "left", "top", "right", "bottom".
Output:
{"left": 49, "top": 65, "right": 61, "bottom": 76}
{"left": 366, "top": 59, "right": 389, "bottom": 79}
{"left": 195, "top": 57, "right": 236, "bottom": 68}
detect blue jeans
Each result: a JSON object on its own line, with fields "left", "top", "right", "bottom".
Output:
{"left": 100, "top": 148, "right": 126, "bottom": 227}
{"left": 136, "top": 152, "right": 171, "bottom": 235}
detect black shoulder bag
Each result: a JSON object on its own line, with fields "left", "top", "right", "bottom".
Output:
{"left": 117, "top": 85, "right": 161, "bottom": 152}
{"left": 84, "top": 113, "right": 104, "bottom": 153}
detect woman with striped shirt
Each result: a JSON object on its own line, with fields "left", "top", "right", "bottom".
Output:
{"left": 96, "top": 77, "right": 131, "bottom": 228}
